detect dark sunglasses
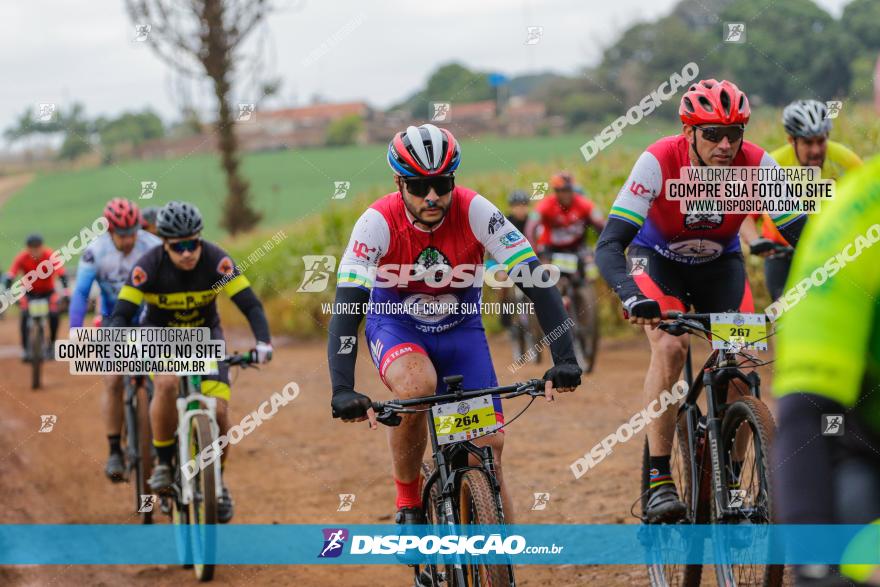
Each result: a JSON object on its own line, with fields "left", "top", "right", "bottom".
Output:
{"left": 168, "top": 238, "right": 201, "bottom": 254}
{"left": 698, "top": 125, "right": 744, "bottom": 144}
{"left": 403, "top": 176, "right": 455, "bottom": 198}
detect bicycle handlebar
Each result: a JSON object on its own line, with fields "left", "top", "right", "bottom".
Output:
{"left": 224, "top": 352, "right": 255, "bottom": 367}
{"left": 370, "top": 378, "right": 546, "bottom": 420}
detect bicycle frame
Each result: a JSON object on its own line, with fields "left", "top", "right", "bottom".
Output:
{"left": 175, "top": 375, "right": 223, "bottom": 506}
{"left": 677, "top": 340, "right": 763, "bottom": 521}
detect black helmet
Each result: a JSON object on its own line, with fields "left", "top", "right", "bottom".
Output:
{"left": 508, "top": 190, "right": 530, "bottom": 205}
{"left": 141, "top": 206, "right": 159, "bottom": 226}
{"left": 156, "top": 201, "right": 203, "bottom": 238}
{"left": 25, "top": 233, "right": 43, "bottom": 247}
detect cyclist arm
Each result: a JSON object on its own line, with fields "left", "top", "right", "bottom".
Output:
{"left": 595, "top": 151, "right": 662, "bottom": 305}
{"left": 761, "top": 152, "right": 806, "bottom": 246}
{"left": 68, "top": 249, "right": 98, "bottom": 328}
{"left": 106, "top": 252, "right": 154, "bottom": 328}
{"left": 229, "top": 287, "right": 271, "bottom": 343}
{"left": 3, "top": 252, "right": 24, "bottom": 288}
{"left": 473, "top": 195, "right": 578, "bottom": 367}
{"left": 328, "top": 208, "right": 388, "bottom": 417}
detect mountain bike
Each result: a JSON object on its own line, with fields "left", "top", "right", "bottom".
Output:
{"left": 372, "top": 374, "right": 547, "bottom": 587}
{"left": 122, "top": 375, "right": 154, "bottom": 523}
{"left": 549, "top": 248, "right": 600, "bottom": 373}
{"left": 25, "top": 297, "right": 51, "bottom": 390}
{"left": 159, "top": 352, "right": 255, "bottom": 582}
{"left": 639, "top": 311, "right": 784, "bottom": 587}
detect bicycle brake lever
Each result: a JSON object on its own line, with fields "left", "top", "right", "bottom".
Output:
{"left": 659, "top": 322, "right": 688, "bottom": 337}
{"left": 376, "top": 409, "right": 402, "bottom": 427}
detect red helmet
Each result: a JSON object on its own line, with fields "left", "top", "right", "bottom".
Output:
{"left": 679, "top": 79, "right": 750, "bottom": 126}
{"left": 104, "top": 198, "right": 141, "bottom": 233}
{"left": 550, "top": 172, "right": 574, "bottom": 190}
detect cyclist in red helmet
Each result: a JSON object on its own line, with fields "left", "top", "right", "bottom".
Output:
{"left": 595, "top": 79, "right": 807, "bottom": 523}
{"left": 70, "top": 198, "right": 161, "bottom": 480}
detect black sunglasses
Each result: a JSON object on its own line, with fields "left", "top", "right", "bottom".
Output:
{"left": 168, "top": 238, "right": 201, "bottom": 254}
{"left": 403, "top": 176, "right": 455, "bottom": 198}
{"left": 698, "top": 125, "right": 744, "bottom": 144}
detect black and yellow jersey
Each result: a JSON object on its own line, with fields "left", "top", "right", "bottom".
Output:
{"left": 117, "top": 241, "right": 252, "bottom": 328}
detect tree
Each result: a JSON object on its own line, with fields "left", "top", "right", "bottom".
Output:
{"left": 842, "top": 0, "right": 880, "bottom": 52}
{"left": 95, "top": 109, "right": 165, "bottom": 159}
{"left": 393, "top": 63, "right": 494, "bottom": 118}
{"left": 125, "top": 0, "right": 273, "bottom": 235}
{"left": 325, "top": 114, "right": 363, "bottom": 147}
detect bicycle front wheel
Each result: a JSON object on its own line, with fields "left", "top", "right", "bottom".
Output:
{"left": 641, "top": 410, "right": 705, "bottom": 587}
{"left": 458, "top": 469, "right": 510, "bottom": 586}
{"left": 30, "top": 320, "right": 43, "bottom": 390}
{"left": 712, "top": 396, "right": 784, "bottom": 587}
{"left": 189, "top": 413, "right": 217, "bottom": 582}
{"left": 132, "top": 383, "right": 153, "bottom": 524}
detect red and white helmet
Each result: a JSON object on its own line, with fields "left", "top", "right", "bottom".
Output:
{"left": 387, "top": 124, "right": 461, "bottom": 177}
{"left": 679, "top": 79, "right": 750, "bottom": 126}
{"left": 103, "top": 198, "right": 141, "bottom": 234}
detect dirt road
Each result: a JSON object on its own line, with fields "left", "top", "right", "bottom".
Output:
{"left": 0, "top": 316, "right": 770, "bottom": 586}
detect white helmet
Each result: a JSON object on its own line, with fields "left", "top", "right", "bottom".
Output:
{"left": 782, "top": 100, "right": 831, "bottom": 138}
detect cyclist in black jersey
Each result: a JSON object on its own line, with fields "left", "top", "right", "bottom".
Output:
{"left": 108, "top": 201, "right": 272, "bottom": 523}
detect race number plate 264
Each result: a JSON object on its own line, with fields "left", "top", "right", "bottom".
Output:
{"left": 431, "top": 394, "right": 500, "bottom": 446}
{"left": 710, "top": 313, "right": 768, "bottom": 351}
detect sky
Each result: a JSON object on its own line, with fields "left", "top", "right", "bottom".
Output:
{"left": 0, "top": 0, "right": 852, "bottom": 134}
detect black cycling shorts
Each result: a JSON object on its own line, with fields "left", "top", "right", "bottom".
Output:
{"left": 627, "top": 246, "right": 754, "bottom": 313}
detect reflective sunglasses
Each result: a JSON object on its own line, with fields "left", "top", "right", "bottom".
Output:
{"left": 698, "top": 125, "right": 744, "bottom": 144}
{"left": 403, "top": 175, "right": 455, "bottom": 198}
{"left": 168, "top": 238, "right": 201, "bottom": 254}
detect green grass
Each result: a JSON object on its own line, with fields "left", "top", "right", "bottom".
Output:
{"left": 0, "top": 128, "right": 672, "bottom": 263}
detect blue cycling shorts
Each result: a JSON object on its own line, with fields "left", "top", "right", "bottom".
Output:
{"left": 364, "top": 316, "right": 503, "bottom": 424}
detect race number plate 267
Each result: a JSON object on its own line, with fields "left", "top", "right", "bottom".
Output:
{"left": 431, "top": 394, "right": 500, "bottom": 446}
{"left": 710, "top": 313, "right": 768, "bottom": 351}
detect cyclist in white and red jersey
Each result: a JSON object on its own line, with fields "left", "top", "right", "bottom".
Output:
{"left": 595, "top": 79, "right": 806, "bottom": 523}
{"left": 528, "top": 171, "right": 605, "bottom": 254}
{"left": 327, "top": 124, "right": 582, "bottom": 528}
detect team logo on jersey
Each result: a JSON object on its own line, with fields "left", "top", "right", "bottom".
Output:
{"left": 667, "top": 239, "right": 724, "bottom": 260}
{"left": 683, "top": 211, "right": 723, "bottom": 231}
{"left": 629, "top": 181, "right": 651, "bottom": 196}
{"left": 352, "top": 240, "right": 377, "bottom": 260}
{"left": 499, "top": 230, "right": 526, "bottom": 248}
{"left": 414, "top": 246, "right": 451, "bottom": 271}
{"left": 487, "top": 211, "right": 507, "bottom": 235}
{"left": 131, "top": 265, "right": 147, "bottom": 286}
{"left": 82, "top": 249, "right": 95, "bottom": 263}
{"left": 217, "top": 256, "right": 235, "bottom": 275}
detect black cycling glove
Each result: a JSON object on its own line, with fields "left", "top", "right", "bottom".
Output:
{"left": 543, "top": 362, "right": 582, "bottom": 389}
{"left": 748, "top": 238, "right": 775, "bottom": 256}
{"left": 623, "top": 295, "right": 661, "bottom": 319}
{"left": 331, "top": 389, "right": 372, "bottom": 420}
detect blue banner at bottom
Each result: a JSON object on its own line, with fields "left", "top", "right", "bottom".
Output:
{"left": 0, "top": 524, "right": 876, "bottom": 565}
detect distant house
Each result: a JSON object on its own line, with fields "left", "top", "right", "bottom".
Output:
{"left": 238, "top": 102, "right": 370, "bottom": 150}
